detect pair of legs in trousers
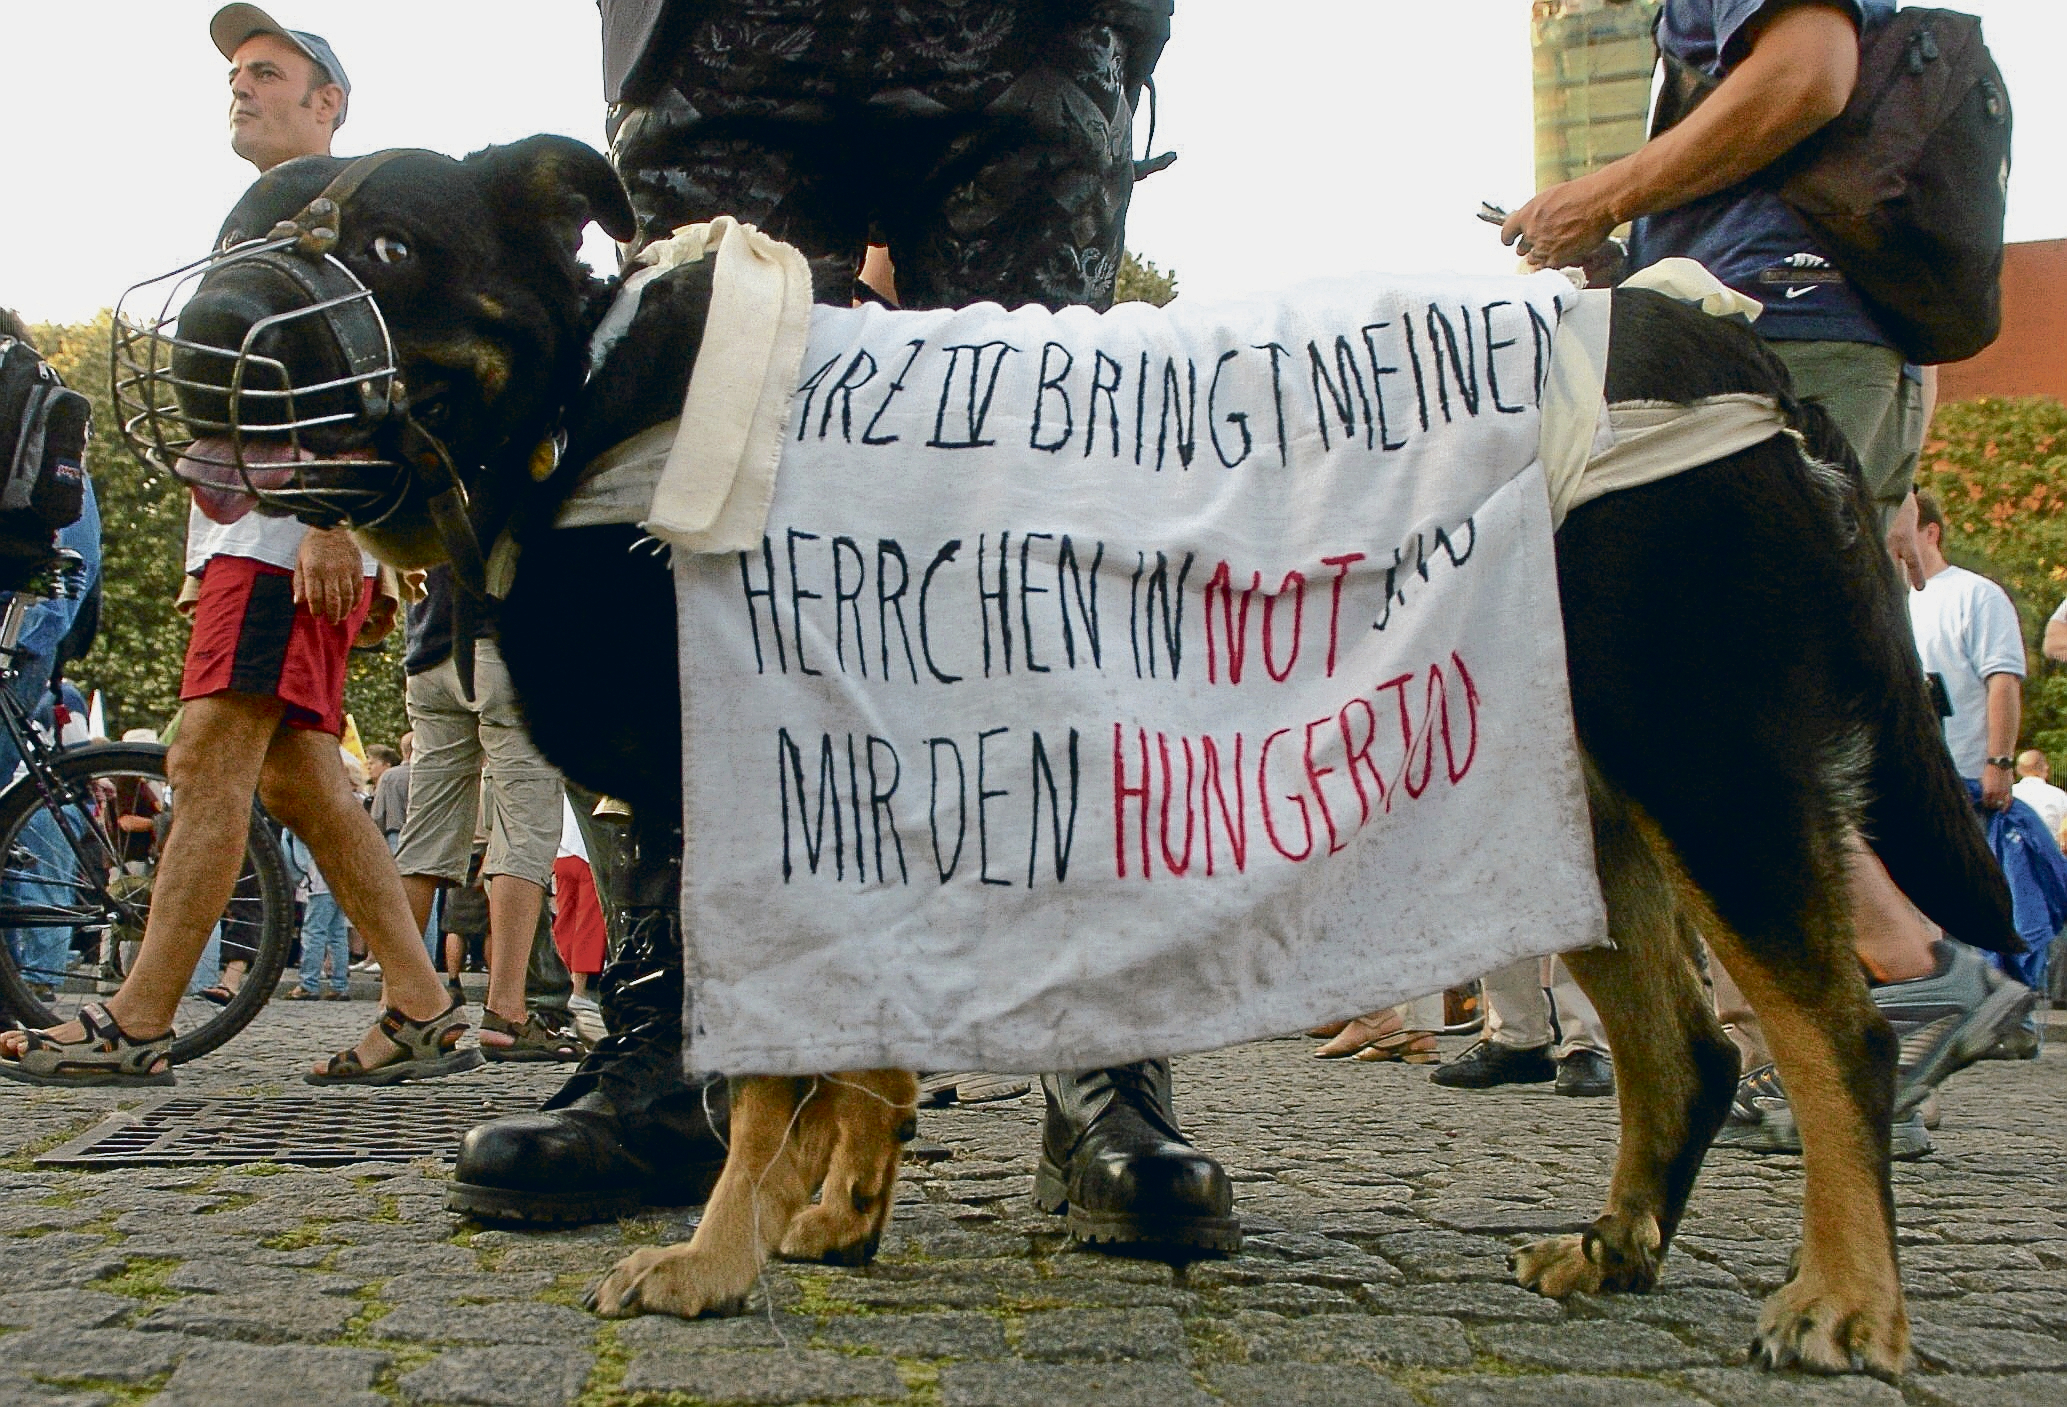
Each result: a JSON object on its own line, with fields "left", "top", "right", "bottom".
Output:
{"left": 295, "top": 892, "right": 349, "bottom": 997}
{"left": 1484, "top": 956, "right": 1608, "bottom": 1057}
{"left": 1433, "top": 956, "right": 1615, "bottom": 1096}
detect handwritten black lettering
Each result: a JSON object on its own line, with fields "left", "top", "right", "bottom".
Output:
{"left": 1030, "top": 342, "right": 1074, "bottom": 453}
{"left": 785, "top": 528, "right": 823, "bottom": 677}
{"left": 1019, "top": 532, "right": 1052, "bottom": 674}
{"left": 926, "top": 737, "right": 966, "bottom": 882}
{"left": 918, "top": 540, "right": 964, "bottom": 684}
{"left": 876, "top": 539, "right": 918, "bottom": 683}
{"left": 976, "top": 726, "right": 1012, "bottom": 887}
{"left": 1087, "top": 350, "right": 1124, "bottom": 460}
{"left": 1207, "top": 349, "right": 1253, "bottom": 468}
{"left": 861, "top": 339, "right": 925, "bottom": 445}
{"left": 1057, "top": 535, "right": 1103, "bottom": 669}
{"left": 739, "top": 537, "right": 785, "bottom": 673}
{"left": 1028, "top": 728, "right": 1080, "bottom": 886}
{"left": 928, "top": 341, "right": 1017, "bottom": 449}
{"left": 1254, "top": 342, "right": 1292, "bottom": 466}
{"left": 817, "top": 350, "right": 879, "bottom": 442}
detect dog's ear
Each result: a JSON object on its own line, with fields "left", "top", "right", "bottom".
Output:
{"left": 465, "top": 135, "right": 637, "bottom": 252}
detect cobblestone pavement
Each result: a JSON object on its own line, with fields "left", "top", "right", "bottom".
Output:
{"left": 3, "top": 997, "right": 2064, "bottom": 1407}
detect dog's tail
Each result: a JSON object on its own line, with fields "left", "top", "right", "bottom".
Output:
{"left": 1798, "top": 402, "right": 2022, "bottom": 954}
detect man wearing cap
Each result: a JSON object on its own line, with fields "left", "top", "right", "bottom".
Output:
{"left": 0, "top": 12, "right": 476, "bottom": 1090}
{"left": 213, "top": 4, "right": 350, "bottom": 175}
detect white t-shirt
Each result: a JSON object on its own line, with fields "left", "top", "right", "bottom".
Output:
{"left": 2012, "top": 775, "right": 2067, "bottom": 838}
{"left": 1907, "top": 564, "right": 2025, "bottom": 778}
{"left": 184, "top": 504, "right": 376, "bottom": 577}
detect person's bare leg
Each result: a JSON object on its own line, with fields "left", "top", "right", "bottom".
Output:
{"left": 401, "top": 873, "right": 441, "bottom": 939}
{"left": 256, "top": 727, "right": 452, "bottom": 1073}
{"left": 1846, "top": 839, "right": 1937, "bottom": 984}
{"left": 0, "top": 695, "right": 283, "bottom": 1066}
{"left": 479, "top": 873, "right": 546, "bottom": 1046}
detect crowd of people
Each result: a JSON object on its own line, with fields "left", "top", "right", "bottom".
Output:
{"left": 0, "top": 0, "right": 2054, "bottom": 1271}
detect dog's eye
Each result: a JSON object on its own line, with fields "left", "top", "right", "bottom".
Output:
{"left": 372, "top": 235, "right": 411, "bottom": 265}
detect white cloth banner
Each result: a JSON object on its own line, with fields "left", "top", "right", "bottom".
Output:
{"left": 674, "top": 269, "right": 1609, "bottom": 1076}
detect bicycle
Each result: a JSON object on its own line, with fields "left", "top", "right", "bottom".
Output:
{"left": 0, "top": 551, "right": 295, "bottom": 1062}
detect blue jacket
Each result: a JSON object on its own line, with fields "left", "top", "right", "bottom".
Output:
{"left": 1964, "top": 779, "right": 2067, "bottom": 988}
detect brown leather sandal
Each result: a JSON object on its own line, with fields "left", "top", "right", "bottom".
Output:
{"left": 479, "top": 1010, "right": 587, "bottom": 1063}
{"left": 1353, "top": 1029, "right": 1441, "bottom": 1064}
{"left": 0, "top": 1002, "right": 174, "bottom": 1088}
{"left": 306, "top": 999, "right": 484, "bottom": 1085}
{"left": 1313, "top": 1010, "right": 1406, "bottom": 1059}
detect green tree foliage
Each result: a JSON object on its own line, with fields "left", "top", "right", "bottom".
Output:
{"left": 31, "top": 315, "right": 408, "bottom": 745}
{"left": 34, "top": 314, "right": 187, "bottom": 735}
{"left": 1912, "top": 395, "right": 2067, "bottom": 758}
{"left": 1114, "top": 251, "right": 1177, "bottom": 307}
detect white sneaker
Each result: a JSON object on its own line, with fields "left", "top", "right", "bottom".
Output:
{"left": 568, "top": 994, "right": 606, "bottom": 1044}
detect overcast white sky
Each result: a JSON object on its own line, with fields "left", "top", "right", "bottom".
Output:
{"left": 2, "top": 0, "right": 2060, "bottom": 324}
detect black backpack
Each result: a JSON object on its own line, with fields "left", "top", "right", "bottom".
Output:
{"left": 1655, "top": 8, "right": 2012, "bottom": 365}
{"left": 0, "top": 336, "right": 89, "bottom": 545}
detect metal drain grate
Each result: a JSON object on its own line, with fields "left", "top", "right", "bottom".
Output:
{"left": 36, "top": 1091, "right": 547, "bottom": 1167}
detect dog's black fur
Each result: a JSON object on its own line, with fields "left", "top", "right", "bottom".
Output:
{"left": 186, "top": 140, "right": 2017, "bottom": 1374}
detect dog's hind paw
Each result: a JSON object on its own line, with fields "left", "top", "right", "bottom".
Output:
{"left": 587, "top": 1244, "right": 754, "bottom": 1320}
{"left": 1750, "top": 1274, "right": 1911, "bottom": 1379}
{"left": 1513, "top": 1213, "right": 1663, "bottom": 1298}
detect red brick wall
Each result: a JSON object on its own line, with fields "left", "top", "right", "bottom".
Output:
{"left": 1938, "top": 239, "right": 2067, "bottom": 403}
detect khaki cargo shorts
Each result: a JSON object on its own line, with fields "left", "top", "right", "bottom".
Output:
{"left": 393, "top": 636, "right": 563, "bottom": 891}
{"left": 1769, "top": 339, "right": 1924, "bottom": 531}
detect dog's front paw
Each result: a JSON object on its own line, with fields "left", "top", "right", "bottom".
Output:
{"left": 779, "top": 1202, "right": 882, "bottom": 1267}
{"left": 1751, "top": 1272, "right": 1911, "bottom": 1379}
{"left": 586, "top": 1244, "right": 754, "bottom": 1320}
{"left": 1513, "top": 1213, "right": 1663, "bottom": 1298}
{"left": 1512, "top": 1233, "right": 1604, "bottom": 1298}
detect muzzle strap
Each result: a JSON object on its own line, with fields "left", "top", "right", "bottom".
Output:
{"left": 268, "top": 149, "right": 437, "bottom": 258}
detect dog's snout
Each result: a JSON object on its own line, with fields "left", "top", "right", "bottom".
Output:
{"left": 169, "top": 258, "right": 361, "bottom": 435}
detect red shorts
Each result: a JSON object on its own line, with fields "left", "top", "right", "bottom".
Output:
{"left": 180, "top": 555, "right": 372, "bottom": 736}
{"left": 552, "top": 854, "right": 608, "bottom": 976}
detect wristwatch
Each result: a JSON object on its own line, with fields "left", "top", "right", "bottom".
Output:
{"left": 1986, "top": 755, "right": 2015, "bottom": 771}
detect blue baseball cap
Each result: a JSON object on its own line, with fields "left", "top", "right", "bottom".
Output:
{"left": 211, "top": 5, "right": 351, "bottom": 125}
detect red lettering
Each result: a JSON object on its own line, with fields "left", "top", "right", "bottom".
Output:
{"left": 1319, "top": 553, "right": 1365, "bottom": 678}
{"left": 1262, "top": 570, "right": 1305, "bottom": 682}
{"left": 1404, "top": 668, "right": 1439, "bottom": 798}
{"left": 1257, "top": 727, "right": 1314, "bottom": 862}
{"left": 1337, "top": 697, "right": 1386, "bottom": 824}
{"left": 1112, "top": 723, "right": 1150, "bottom": 878}
{"left": 1442, "top": 651, "right": 1481, "bottom": 782}
{"left": 1203, "top": 561, "right": 1261, "bottom": 685}
{"left": 1302, "top": 715, "right": 1345, "bottom": 853}
{"left": 1374, "top": 671, "right": 1415, "bottom": 758}
{"left": 1157, "top": 732, "right": 1196, "bottom": 875}
{"left": 1201, "top": 733, "right": 1248, "bottom": 876}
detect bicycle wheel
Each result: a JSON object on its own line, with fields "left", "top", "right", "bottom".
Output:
{"left": 0, "top": 741, "right": 294, "bottom": 1063}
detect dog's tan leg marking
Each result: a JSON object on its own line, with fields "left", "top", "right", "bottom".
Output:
{"left": 1708, "top": 920, "right": 1910, "bottom": 1379}
{"left": 591, "top": 1075, "right": 833, "bottom": 1319}
{"left": 779, "top": 1069, "right": 919, "bottom": 1266}
{"left": 1514, "top": 782, "right": 1738, "bottom": 1300}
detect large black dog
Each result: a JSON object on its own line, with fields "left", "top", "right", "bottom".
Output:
{"left": 160, "top": 139, "right": 2015, "bottom": 1376}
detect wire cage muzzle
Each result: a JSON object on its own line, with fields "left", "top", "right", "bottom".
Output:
{"left": 110, "top": 235, "right": 412, "bottom": 527}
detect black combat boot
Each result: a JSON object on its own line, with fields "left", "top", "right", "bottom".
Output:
{"left": 449, "top": 836, "right": 728, "bottom": 1223}
{"left": 1033, "top": 1059, "right": 1241, "bottom": 1255}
